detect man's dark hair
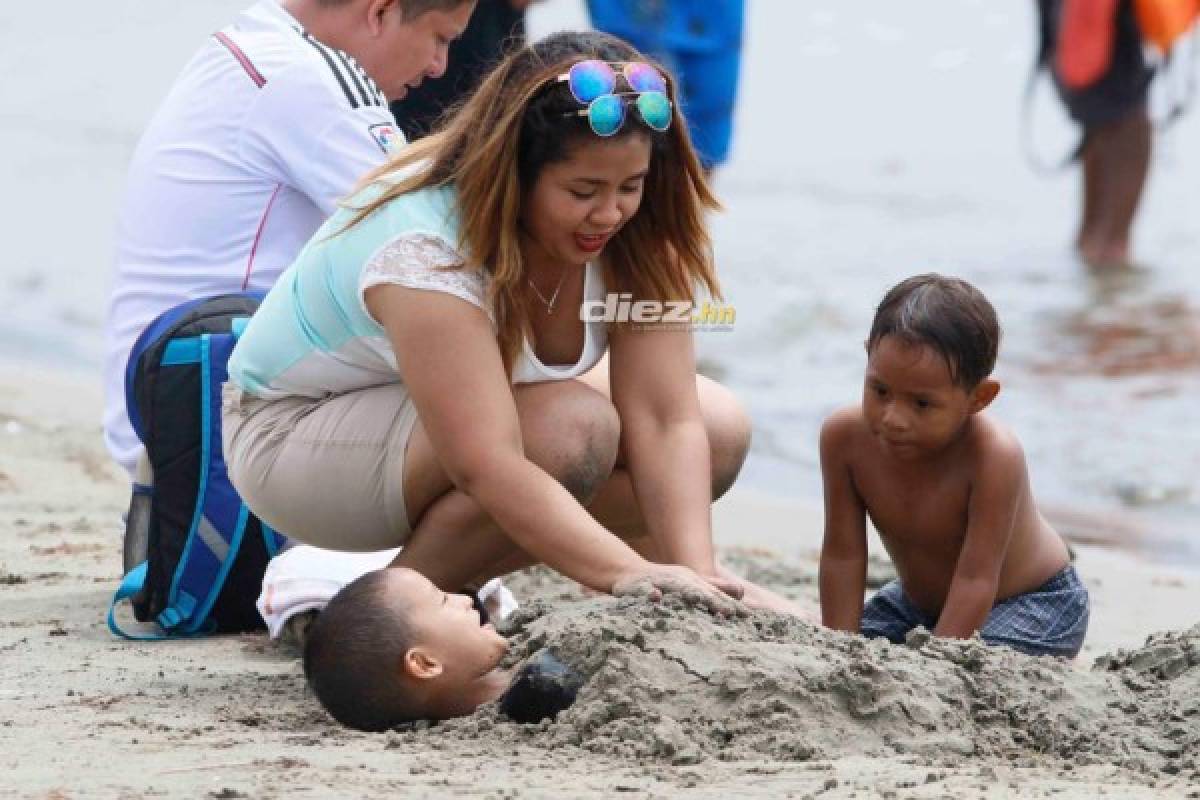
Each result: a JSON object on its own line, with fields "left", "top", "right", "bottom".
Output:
{"left": 315, "top": 0, "right": 471, "bottom": 22}
{"left": 867, "top": 274, "right": 1001, "bottom": 390}
{"left": 303, "top": 570, "right": 422, "bottom": 731}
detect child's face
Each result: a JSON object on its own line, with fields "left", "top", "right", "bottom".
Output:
{"left": 392, "top": 568, "right": 509, "bottom": 681}
{"left": 863, "top": 336, "right": 987, "bottom": 459}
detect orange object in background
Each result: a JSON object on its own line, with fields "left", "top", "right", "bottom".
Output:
{"left": 1058, "top": 0, "right": 1121, "bottom": 89}
{"left": 1134, "top": 0, "right": 1200, "bottom": 53}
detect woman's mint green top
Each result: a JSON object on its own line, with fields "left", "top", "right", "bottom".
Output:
{"left": 228, "top": 180, "right": 609, "bottom": 400}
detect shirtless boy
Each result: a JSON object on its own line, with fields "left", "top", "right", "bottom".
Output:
{"left": 818, "top": 274, "right": 1089, "bottom": 658}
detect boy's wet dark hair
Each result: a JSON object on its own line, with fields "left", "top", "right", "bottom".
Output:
{"left": 303, "top": 570, "right": 420, "bottom": 732}
{"left": 867, "top": 274, "right": 1001, "bottom": 390}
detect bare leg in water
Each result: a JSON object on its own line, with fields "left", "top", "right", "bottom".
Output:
{"left": 1076, "top": 108, "right": 1151, "bottom": 269}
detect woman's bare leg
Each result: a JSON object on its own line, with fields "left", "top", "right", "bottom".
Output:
{"left": 394, "top": 379, "right": 620, "bottom": 588}
{"left": 394, "top": 364, "right": 754, "bottom": 592}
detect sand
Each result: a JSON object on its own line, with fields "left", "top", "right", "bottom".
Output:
{"left": 2, "top": 360, "right": 1199, "bottom": 799}
{"left": 473, "top": 584, "right": 1199, "bottom": 769}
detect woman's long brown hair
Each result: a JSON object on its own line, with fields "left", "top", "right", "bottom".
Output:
{"left": 340, "top": 31, "right": 722, "bottom": 373}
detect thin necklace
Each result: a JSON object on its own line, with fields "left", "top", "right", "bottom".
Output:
{"left": 527, "top": 269, "right": 569, "bottom": 315}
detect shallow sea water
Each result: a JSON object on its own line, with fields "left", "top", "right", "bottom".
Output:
{"left": 699, "top": 2, "right": 1200, "bottom": 565}
{"left": 2, "top": 1, "right": 1197, "bottom": 563}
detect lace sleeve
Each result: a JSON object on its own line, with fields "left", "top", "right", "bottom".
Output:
{"left": 359, "top": 233, "right": 492, "bottom": 321}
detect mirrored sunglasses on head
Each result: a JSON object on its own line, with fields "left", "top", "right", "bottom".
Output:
{"left": 556, "top": 59, "right": 674, "bottom": 137}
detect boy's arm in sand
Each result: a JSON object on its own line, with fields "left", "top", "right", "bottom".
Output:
{"left": 818, "top": 410, "right": 869, "bottom": 631}
{"left": 933, "top": 438, "right": 1025, "bottom": 639}
{"left": 368, "top": 284, "right": 736, "bottom": 612}
{"left": 608, "top": 320, "right": 718, "bottom": 577}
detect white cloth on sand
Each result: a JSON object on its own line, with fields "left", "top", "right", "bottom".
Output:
{"left": 257, "top": 544, "right": 518, "bottom": 639}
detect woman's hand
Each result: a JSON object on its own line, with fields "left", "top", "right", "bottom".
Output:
{"left": 612, "top": 564, "right": 745, "bottom": 616}
{"left": 712, "top": 562, "right": 819, "bottom": 621}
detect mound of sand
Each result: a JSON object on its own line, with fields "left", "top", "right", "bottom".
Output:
{"left": 423, "top": 590, "right": 1199, "bottom": 780}
{"left": 4, "top": 364, "right": 1199, "bottom": 797}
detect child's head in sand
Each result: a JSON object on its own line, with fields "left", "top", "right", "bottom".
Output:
{"left": 864, "top": 273, "right": 1002, "bottom": 458}
{"left": 303, "top": 567, "right": 510, "bottom": 732}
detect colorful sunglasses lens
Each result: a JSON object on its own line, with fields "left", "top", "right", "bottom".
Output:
{"left": 623, "top": 63, "right": 667, "bottom": 94}
{"left": 635, "top": 91, "right": 672, "bottom": 131}
{"left": 587, "top": 94, "right": 627, "bottom": 136}
{"left": 567, "top": 60, "right": 616, "bottom": 104}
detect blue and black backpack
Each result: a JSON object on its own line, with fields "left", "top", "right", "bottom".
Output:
{"left": 109, "top": 292, "right": 287, "bottom": 639}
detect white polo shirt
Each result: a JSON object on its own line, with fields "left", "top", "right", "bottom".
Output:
{"left": 104, "top": 0, "right": 402, "bottom": 476}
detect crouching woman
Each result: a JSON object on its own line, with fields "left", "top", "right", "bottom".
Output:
{"left": 222, "top": 30, "right": 784, "bottom": 612}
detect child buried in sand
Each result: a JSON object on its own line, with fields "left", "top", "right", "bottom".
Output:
{"left": 818, "top": 274, "right": 1090, "bottom": 658}
{"left": 303, "top": 566, "right": 586, "bottom": 732}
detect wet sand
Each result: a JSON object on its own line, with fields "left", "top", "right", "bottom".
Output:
{"left": 2, "top": 362, "right": 1198, "bottom": 798}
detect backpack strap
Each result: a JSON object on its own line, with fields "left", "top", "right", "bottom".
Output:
{"left": 262, "top": 522, "right": 286, "bottom": 558}
{"left": 108, "top": 562, "right": 164, "bottom": 640}
{"left": 107, "top": 561, "right": 218, "bottom": 640}
{"left": 159, "top": 331, "right": 254, "bottom": 634}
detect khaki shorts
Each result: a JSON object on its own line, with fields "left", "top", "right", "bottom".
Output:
{"left": 222, "top": 382, "right": 420, "bottom": 551}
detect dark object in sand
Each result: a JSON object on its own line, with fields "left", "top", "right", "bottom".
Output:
{"left": 499, "top": 649, "right": 583, "bottom": 724}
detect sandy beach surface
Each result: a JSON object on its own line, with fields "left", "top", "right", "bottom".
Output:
{"left": 2, "top": 362, "right": 1198, "bottom": 799}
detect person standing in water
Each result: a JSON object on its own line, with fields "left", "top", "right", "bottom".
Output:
{"left": 1035, "top": 0, "right": 1153, "bottom": 269}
